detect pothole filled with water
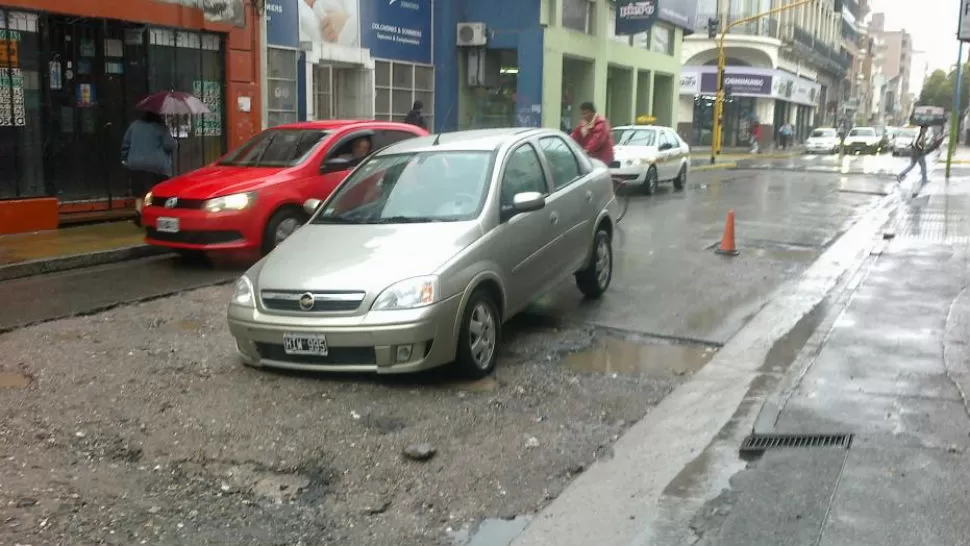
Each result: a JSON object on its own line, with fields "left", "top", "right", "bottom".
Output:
{"left": 563, "top": 336, "right": 717, "bottom": 378}
{"left": 0, "top": 370, "right": 32, "bottom": 388}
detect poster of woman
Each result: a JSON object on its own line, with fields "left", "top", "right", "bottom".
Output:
{"left": 299, "top": 0, "right": 359, "bottom": 48}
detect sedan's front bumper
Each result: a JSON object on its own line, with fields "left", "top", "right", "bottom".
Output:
{"left": 843, "top": 141, "right": 881, "bottom": 153}
{"left": 805, "top": 143, "right": 839, "bottom": 153}
{"left": 609, "top": 165, "right": 648, "bottom": 184}
{"left": 227, "top": 294, "right": 464, "bottom": 374}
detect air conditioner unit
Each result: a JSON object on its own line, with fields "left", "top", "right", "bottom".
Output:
{"left": 457, "top": 22, "right": 487, "bottom": 47}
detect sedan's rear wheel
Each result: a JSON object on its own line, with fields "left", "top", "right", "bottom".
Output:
{"left": 454, "top": 290, "right": 500, "bottom": 378}
{"left": 575, "top": 228, "right": 613, "bottom": 299}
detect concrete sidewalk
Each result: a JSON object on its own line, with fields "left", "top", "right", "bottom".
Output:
{"left": 0, "top": 222, "right": 162, "bottom": 282}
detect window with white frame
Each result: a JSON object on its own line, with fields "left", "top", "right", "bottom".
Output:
{"left": 374, "top": 60, "right": 434, "bottom": 128}
{"left": 266, "top": 47, "right": 298, "bottom": 127}
{"left": 313, "top": 64, "right": 333, "bottom": 120}
{"left": 651, "top": 24, "right": 673, "bottom": 55}
{"left": 563, "top": 0, "right": 595, "bottom": 34}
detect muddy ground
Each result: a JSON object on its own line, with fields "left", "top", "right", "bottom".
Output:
{"left": 0, "top": 285, "right": 715, "bottom": 546}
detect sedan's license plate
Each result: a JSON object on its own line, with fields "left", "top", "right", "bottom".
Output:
{"left": 282, "top": 333, "right": 328, "bottom": 356}
{"left": 156, "top": 217, "right": 180, "bottom": 233}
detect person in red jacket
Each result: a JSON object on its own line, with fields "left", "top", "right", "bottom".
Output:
{"left": 570, "top": 101, "right": 615, "bottom": 164}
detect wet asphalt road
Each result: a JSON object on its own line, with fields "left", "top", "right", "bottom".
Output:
{"left": 0, "top": 153, "right": 910, "bottom": 546}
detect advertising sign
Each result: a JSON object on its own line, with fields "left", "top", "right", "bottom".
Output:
{"left": 615, "top": 0, "right": 659, "bottom": 36}
{"left": 680, "top": 70, "right": 700, "bottom": 95}
{"left": 359, "top": 0, "right": 431, "bottom": 64}
{"left": 960, "top": 0, "right": 970, "bottom": 41}
{"left": 299, "top": 0, "right": 360, "bottom": 48}
{"left": 657, "top": 0, "right": 699, "bottom": 32}
{"left": 700, "top": 72, "right": 773, "bottom": 96}
{"left": 152, "top": 0, "right": 246, "bottom": 27}
{"left": 266, "top": 0, "right": 300, "bottom": 48}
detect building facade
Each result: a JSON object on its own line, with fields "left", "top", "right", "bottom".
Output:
{"left": 0, "top": 0, "right": 261, "bottom": 235}
{"left": 432, "top": 0, "right": 693, "bottom": 133}
{"left": 262, "top": 0, "right": 433, "bottom": 129}
{"left": 839, "top": 0, "right": 868, "bottom": 127}
{"left": 867, "top": 12, "right": 912, "bottom": 125}
{"left": 678, "top": 0, "right": 851, "bottom": 147}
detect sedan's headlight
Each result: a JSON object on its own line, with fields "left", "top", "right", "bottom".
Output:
{"left": 372, "top": 275, "right": 439, "bottom": 311}
{"left": 231, "top": 276, "right": 255, "bottom": 308}
{"left": 205, "top": 192, "right": 256, "bottom": 213}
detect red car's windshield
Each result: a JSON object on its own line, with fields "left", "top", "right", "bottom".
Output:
{"left": 219, "top": 129, "right": 330, "bottom": 167}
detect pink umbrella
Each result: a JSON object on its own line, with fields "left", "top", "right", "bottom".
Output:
{"left": 135, "top": 90, "right": 210, "bottom": 116}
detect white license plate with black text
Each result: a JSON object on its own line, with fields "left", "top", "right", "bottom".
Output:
{"left": 156, "top": 217, "right": 180, "bottom": 233}
{"left": 282, "top": 333, "right": 329, "bottom": 356}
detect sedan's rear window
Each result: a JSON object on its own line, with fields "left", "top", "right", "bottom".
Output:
{"left": 219, "top": 129, "right": 330, "bottom": 167}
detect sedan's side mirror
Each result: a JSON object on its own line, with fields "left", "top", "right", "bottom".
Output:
{"left": 303, "top": 198, "right": 322, "bottom": 216}
{"left": 512, "top": 191, "right": 546, "bottom": 213}
{"left": 608, "top": 160, "right": 621, "bottom": 168}
{"left": 321, "top": 157, "right": 352, "bottom": 174}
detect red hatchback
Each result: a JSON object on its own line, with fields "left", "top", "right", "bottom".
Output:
{"left": 142, "top": 120, "right": 428, "bottom": 256}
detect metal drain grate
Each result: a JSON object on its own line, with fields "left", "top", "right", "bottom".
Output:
{"left": 739, "top": 433, "right": 853, "bottom": 454}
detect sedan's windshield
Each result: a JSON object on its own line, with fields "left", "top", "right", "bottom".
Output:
{"left": 811, "top": 129, "right": 837, "bottom": 138}
{"left": 897, "top": 129, "right": 917, "bottom": 140}
{"left": 312, "top": 151, "right": 494, "bottom": 224}
{"left": 219, "top": 129, "right": 329, "bottom": 167}
{"left": 611, "top": 129, "right": 657, "bottom": 146}
{"left": 848, "top": 128, "right": 875, "bottom": 137}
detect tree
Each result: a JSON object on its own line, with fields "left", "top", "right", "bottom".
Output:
{"left": 916, "top": 65, "right": 970, "bottom": 114}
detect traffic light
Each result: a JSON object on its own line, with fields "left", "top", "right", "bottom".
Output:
{"left": 707, "top": 17, "right": 720, "bottom": 39}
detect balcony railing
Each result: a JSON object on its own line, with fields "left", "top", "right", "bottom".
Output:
{"left": 693, "top": 12, "right": 780, "bottom": 40}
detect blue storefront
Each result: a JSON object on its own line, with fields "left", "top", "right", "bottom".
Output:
{"left": 433, "top": 0, "right": 543, "bottom": 132}
{"left": 263, "top": 0, "right": 434, "bottom": 126}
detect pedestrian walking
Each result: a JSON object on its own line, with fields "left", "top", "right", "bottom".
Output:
{"left": 896, "top": 123, "right": 931, "bottom": 197}
{"left": 780, "top": 122, "right": 794, "bottom": 149}
{"left": 570, "top": 101, "right": 615, "bottom": 164}
{"left": 750, "top": 123, "right": 761, "bottom": 154}
{"left": 404, "top": 100, "right": 427, "bottom": 130}
{"left": 121, "top": 111, "right": 176, "bottom": 227}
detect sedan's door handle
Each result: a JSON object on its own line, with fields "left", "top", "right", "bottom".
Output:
{"left": 549, "top": 212, "right": 559, "bottom": 225}
{"left": 585, "top": 190, "right": 593, "bottom": 202}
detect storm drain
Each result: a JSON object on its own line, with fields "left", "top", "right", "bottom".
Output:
{"left": 739, "top": 433, "right": 853, "bottom": 454}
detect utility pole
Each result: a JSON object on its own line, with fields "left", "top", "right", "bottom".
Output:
{"left": 709, "top": 0, "right": 839, "bottom": 164}
{"left": 945, "top": 43, "right": 964, "bottom": 179}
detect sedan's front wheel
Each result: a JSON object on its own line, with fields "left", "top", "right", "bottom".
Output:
{"left": 575, "top": 228, "right": 613, "bottom": 299}
{"left": 454, "top": 289, "right": 501, "bottom": 378}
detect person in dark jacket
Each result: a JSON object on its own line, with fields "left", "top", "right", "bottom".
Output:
{"left": 404, "top": 101, "right": 427, "bottom": 130}
{"left": 121, "top": 111, "right": 176, "bottom": 226}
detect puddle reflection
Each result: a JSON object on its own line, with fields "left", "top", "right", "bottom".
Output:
{"left": 564, "top": 336, "right": 716, "bottom": 377}
{"left": 0, "top": 370, "right": 31, "bottom": 388}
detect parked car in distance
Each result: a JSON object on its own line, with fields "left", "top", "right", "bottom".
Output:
{"left": 142, "top": 120, "right": 428, "bottom": 258}
{"left": 228, "top": 128, "right": 619, "bottom": 378}
{"left": 608, "top": 125, "right": 690, "bottom": 195}
{"left": 804, "top": 128, "right": 841, "bottom": 154}
{"left": 842, "top": 127, "right": 884, "bottom": 154}
{"left": 891, "top": 127, "right": 919, "bottom": 156}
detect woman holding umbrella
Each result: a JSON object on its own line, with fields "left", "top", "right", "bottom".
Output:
{"left": 122, "top": 90, "right": 209, "bottom": 226}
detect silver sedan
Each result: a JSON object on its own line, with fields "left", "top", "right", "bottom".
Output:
{"left": 227, "top": 128, "right": 619, "bottom": 378}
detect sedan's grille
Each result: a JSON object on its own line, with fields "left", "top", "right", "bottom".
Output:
{"left": 255, "top": 343, "right": 376, "bottom": 365}
{"left": 261, "top": 290, "right": 365, "bottom": 312}
{"left": 148, "top": 196, "right": 206, "bottom": 209}
{"left": 146, "top": 228, "right": 244, "bottom": 245}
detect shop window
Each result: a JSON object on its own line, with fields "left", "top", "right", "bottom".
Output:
{"left": 563, "top": 0, "right": 595, "bottom": 34}
{"left": 0, "top": 9, "right": 43, "bottom": 199}
{"left": 374, "top": 60, "right": 434, "bottom": 129}
{"left": 313, "top": 64, "right": 333, "bottom": 120}
{"left": 266, "top": 47, "right": 298, "bottom": 127}
{"left": 147, "top": 28, "right": 227, "bottom": 176}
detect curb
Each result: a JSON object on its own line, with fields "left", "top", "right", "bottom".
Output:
{"left": 692, "top": 162, "right": 738, "bottom": 172}
{"left": 0, "top": 244, "right": 170, "bottom": 283}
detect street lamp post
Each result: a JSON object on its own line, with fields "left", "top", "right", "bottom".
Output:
{"left": 709, "top": 0, "right": 823, "bottom": 164}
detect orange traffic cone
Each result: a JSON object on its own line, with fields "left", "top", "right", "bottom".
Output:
{"left": 715, "top": 210, "right": 740, "bottom": 256}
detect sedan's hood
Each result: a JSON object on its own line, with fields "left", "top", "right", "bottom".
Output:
{"left": 151, "top": 165, "right": 287, "bottom": 199}
{"left": 613, "top": 145, "right": 657, "bottom": 158}
{"left": 253, "top": 221, "right": 483, "bottom": 293}
{"left": 806, "top": 137, "right": 838, "bottom": 144}
{"left": 845, "top": 135, "right": 879, "bottom": 143}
